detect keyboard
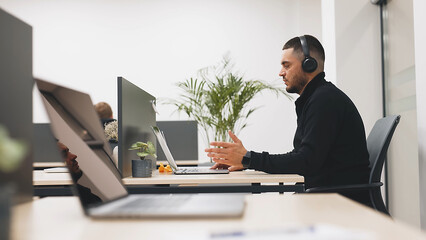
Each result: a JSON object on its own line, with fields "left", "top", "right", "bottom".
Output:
{"left": 88, "top": 193, "right": 246, "bottom": 218}
{"left": 118, "top": 195, "right": 190, "bottom": 211}
{"left": 174, "top": 167, "right": 229, "bottom": 175}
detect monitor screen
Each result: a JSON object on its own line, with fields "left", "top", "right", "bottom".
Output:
{"left": 35, "top": 79, "right": 127, "bottom": 209}
{"left": 33, "top": 123, "right": 62, "bottom": 163}
{"left": 118, "top": 77, "right": 156, "bottom": 178}
{"left": 156, "top": 121, "right": 198, "bottom": 161}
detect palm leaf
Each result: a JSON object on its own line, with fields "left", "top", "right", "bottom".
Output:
{"left": 166, "top": 54, "right": 292, "bottom": 144}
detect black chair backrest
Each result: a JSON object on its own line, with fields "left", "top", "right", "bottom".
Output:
{"left": 367, "top": 115, "right": 401, "bottom": 183}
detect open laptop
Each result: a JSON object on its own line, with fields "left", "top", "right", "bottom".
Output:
{"left": 35, "top": 78, "right": 245, "bottom": 218}
{"left": 152, "top": 126, "right": 229, "bottom": 175}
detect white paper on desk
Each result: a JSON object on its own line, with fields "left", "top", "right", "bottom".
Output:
{"left": 209, "top": 224, "right": 375, "bottom": 240}
{"left": 43, "top": 167, "right": 69, "bottom": 173}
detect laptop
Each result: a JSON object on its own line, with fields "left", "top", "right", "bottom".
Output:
{"left": 35, "top": 78, "right": 245, "bottom": 218}
{"left": 152, "top": 126, "right": 229, "bottom": 175}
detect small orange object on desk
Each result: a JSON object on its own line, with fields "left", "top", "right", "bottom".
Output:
{"left": 158, "top": 163, "right": 173, "bottom": 173}
{"left": 158, "top": 163, "right": 165, "bottom": 173}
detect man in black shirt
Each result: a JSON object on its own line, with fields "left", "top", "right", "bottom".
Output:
{"left": 205, "top": 35, "right": 371, "bottom": 205}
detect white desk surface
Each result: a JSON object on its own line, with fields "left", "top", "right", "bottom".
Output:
{"left": 33, "top": 170, "right": 72, "bottom": 185}
{"left": 33, "top": 160, "right": 199, "bottom": 168}
{"left": 33, "top": 170, "right": 304, "bottom": 186}
{"left": 11, "top": 194, "right": 426, "bottom": 240}
{"left": 33, "top": 162, "right": 65, "bottom": 168}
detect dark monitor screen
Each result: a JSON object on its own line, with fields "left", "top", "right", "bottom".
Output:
{"left": 35, "top": 79, "right": 120, "bottom": 179}
{"left": 156, "top": 121, "right": 198, "bottom": 161}
{"left": 33, "top": 123, "right": 62, "bottom": 163}
{"left": 0, "top": 8, "right": 33, "bottom": 204}
{"left": 118, "top": 77, "right": 156, "bottom": 178}
{"left": 35, "top": 79, "right": 127, "bottom": 210}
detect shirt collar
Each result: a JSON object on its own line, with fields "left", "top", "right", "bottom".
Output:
{"left": 295, "top": 72, "right": 326, "bottom": 106}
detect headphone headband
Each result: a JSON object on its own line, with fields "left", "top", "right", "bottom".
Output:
{"left": 299, "top": 35, "right": 310, "bottom": 58}
{"left": 298, "top": 35, "right": 318, "bottom": 73}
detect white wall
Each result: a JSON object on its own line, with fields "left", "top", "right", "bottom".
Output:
{"left": 329, "top": 0, "right": 423, "bottom": 229}
{"left": 321, "top": 0, "right": 336, "bottom": 85}
{"left": 413, "top": 0, "right": 426, "bottom": 230}
{"left": 333, "top": 1, "right": 382, "bottom": 134}
{"left": 383, "top": 0, "right": 420, "bottom": 227}
{"left": 0, "top": 0, "right": 322, "bottom": 161}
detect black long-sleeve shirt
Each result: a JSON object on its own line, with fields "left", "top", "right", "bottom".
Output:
{"left": 247, "top": 72, "right": 370, "bottom": 189}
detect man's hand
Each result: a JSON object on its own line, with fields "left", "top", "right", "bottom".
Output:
{"left": 210, "top": 163, "right": 231, "bottom": 170}
{"left": 205, "top": 130, "right": 247, "bottom": 172}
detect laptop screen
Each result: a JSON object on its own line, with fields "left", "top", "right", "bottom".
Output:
{"left": 151, "top": 126, "right": 179, "bottom": 171}
{"left": 35, "top": 79, "right": 128, "bottom": 210}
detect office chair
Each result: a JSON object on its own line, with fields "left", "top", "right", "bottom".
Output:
{"left": 305, "top": 115, "right": 401, "bottom": 216}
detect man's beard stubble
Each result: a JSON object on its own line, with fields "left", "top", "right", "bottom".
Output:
{"left": 286, "top": 72, "right": 309, "bottom": 94}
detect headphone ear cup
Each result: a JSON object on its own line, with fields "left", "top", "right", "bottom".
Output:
{"left": 302, "top": 57, "right": 318, "bottom": 73}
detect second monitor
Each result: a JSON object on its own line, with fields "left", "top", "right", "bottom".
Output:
{"left": 118, "top": 77, "right": 156, "bottom": 178}
{"left": 156, "top": 120, "right": 198, "bottom": 161}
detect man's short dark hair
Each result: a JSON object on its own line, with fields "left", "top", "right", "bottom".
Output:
{"left": 282, "top": 35, "right": 325, "bottom": 62}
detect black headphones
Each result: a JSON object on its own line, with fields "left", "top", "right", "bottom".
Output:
{"left": 299, "top": 35, "right": 318, "bottom": 73}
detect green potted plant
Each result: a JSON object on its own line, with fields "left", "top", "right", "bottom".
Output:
{"left": 128, "top": 141, "right": 157, "bottom": 178}
{"left": 169, "top": 54, "right": 292, "bottom": 155}
{"left": 0, "top": 125, "right": 27, "bottom": 240}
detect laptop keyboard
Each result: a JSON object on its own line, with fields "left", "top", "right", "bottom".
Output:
{"left": 175, "top": 167, "right": 229, "bottom": 174}
{"left": 90, "top": 194, "right": 246, "bottom": 218}
{"left": 117, "top": 195, "right": 190, "bottom": 212}
{"left": 177, "top": 168, "right": 206, "bottom": 173}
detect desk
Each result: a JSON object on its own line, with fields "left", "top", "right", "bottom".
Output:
{"left": 33, "top": 160, "right": 199, "bottom": 169}
{"left": 11, "top": 194, "right": 426, "bottom": 240}
{"left": 156, "top": 160, "right": 199, "bottom": 166}
{"left": 33, "top": 162, "right": 65, "bottom": 169}
{"left": 33, "top": 170, "right": 304, "bottom": 196}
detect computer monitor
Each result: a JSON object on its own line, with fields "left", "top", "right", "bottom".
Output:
{"left": 0, "top": 8, "right": 33, "bottom": 204}
{"left": 35, "top": 79, "right": 121, "bottom": 182}
{"left": 156, "top": 121, "right": 198, "bottom": 161}
{"left": 35, "top": 79, "right": 126, "bottom": 208}
{"left": 118, "top": 77, "right": 156, "bottom": 178}
{"left": 33, "top": 123, "right": 62, "bottom": 163}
